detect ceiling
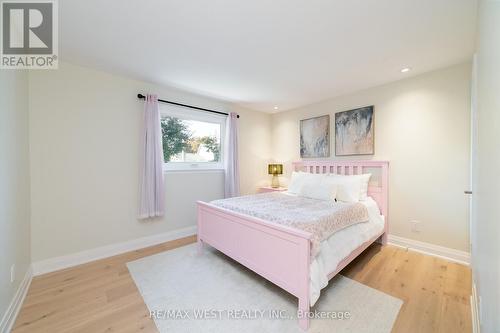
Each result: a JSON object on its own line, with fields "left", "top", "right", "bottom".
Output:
{"left": 60, "top": 0, "right": 477, "bottom": 112}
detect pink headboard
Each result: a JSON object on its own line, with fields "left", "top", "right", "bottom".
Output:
{"left": 292, "top": 160, "right": 389, "bottom": 223}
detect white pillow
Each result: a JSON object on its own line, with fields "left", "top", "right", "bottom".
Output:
{"left": 358, "top": 173, "right": 371, "bottom": 200}
{"left": 288, "top": 172, "right": 324, "bottom": 193}
{"left": 288, "top": 172, "right": 337, "bottom": 200}
{"left": 299, "top": 175, "right": 337, "bottom": 201}
{"left": 329, "top": 175, "right": 361, "bottom": 202}
{"left": 329, "top": 173, "right": 372, "bottom": 202}
{"left": 288, "top": 171, "right": 307, "bottom": 194}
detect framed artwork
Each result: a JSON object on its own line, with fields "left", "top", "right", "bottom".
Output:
{"left": 335, "top": 106, "right": 374, "bottom": 156}
{"left": 300, "top": 115, "right": 330, "bottom": 158}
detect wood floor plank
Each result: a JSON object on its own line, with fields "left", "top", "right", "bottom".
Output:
{"left": 13, "top": 235, "right": 471, "bottom": 333}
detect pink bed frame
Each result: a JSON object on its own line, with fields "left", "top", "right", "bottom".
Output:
{"left": 197, "top": 160, "right": 389, "bottom": 330}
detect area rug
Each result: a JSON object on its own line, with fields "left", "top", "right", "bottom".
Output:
{"left": 127, "top": 244, "right": 402, "bottom": 333}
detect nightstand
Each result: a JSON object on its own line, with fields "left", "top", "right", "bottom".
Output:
{"left": 258, "top": 186, "right": 288, "bottom": 193}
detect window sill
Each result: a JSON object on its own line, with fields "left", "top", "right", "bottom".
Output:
{"left": 163, "top": 168, "right": 225, "bottom": 174}
{"left": 163, "top": 162, "right": 224, "bottom": 173}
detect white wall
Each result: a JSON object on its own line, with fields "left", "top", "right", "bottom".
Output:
{"left": 271, "top": 63, "right": 471, "bottom": 252}
{"left": 473, "top": 1, "right": 500, "bottom": 331}
{"left": 232, "top": 105, "right": 273, "bottom": 194}
{"left": 0, "top": 71, "right": 31, "bottom": 322}
{"left": 29, "top": 62, "right": 271, "bottom": 262}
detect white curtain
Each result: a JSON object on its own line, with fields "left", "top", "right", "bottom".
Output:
{"left": 224, "top": 112, "right": 240, "bottom": 198}
{"left": 139, "top": 94, "right": 165, "bottom": 219}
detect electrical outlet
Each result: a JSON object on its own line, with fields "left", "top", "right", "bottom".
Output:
{"left": 10, "top": 264, "right": 15, "bottom": 283}
{"left": 410, "top": 220, "right": 421, "bottom": 233}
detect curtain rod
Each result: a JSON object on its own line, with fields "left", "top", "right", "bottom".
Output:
{"left": 137, "top": 94, "right": 239, "bottom": 118}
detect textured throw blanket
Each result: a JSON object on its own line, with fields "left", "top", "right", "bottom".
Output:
{"left": 211, "top": 192, "right": 369, "bottom": 258}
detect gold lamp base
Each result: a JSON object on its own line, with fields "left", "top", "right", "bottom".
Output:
{"left": 271, "top": 174, "right": 280, "bottom": 188}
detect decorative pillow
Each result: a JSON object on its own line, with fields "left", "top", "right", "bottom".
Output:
{"left": 329, "top": 173, "right": 372, "bottom": 202}
{"left": 288, "top": 171, "right": 307, "bottom": 194}
{"left": 329, "top": 176, "right": 361, "bottom": 202}
{"left": 358, "top": 173, "right": 371, "bottom": 200}
{"left": 298, "top": 175, "right": 337, "bottom": 201}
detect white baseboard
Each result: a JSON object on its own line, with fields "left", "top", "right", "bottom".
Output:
{"left": 471, "top": 281, "right": 481, "bottom": 333}
{"left": 388, "top": 234, "right": 470, "bottom": 266}
{"left": 0, "top": 267, "right": 33, "bottom": 333}
{"left": 32, "top": 226, "right": 197, "bottom": 276}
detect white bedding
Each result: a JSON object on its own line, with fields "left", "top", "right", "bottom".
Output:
{"left": 309, "top": 197, "right": 384, "bottom": 306}
{"left": 210, "top": 192, "right": 370, "bottom": 258}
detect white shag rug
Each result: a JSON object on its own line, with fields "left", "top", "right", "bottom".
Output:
{"left": 127, "top": 244, "right": 402, "bottom": 333}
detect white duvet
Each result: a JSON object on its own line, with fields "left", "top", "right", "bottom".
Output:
{"left": 309, "top": 197, "right": 384, "bottom": 306}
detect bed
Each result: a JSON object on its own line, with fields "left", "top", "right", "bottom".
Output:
{"left": 196, "top": 160, "right": 389, "bottom": 330}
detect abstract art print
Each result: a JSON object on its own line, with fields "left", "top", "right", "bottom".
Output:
{"left": 300, "top": 115, "right": 330, "bottom": 158}
{"left": 335, "top": 106, "right": 374, "bottom": 156}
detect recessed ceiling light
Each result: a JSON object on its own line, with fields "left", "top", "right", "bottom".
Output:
{"left": 401, "top": 67, "right": 411, "bottom": 73}
{"left": 273, "top": 106, "right": 279, "bottom": 110}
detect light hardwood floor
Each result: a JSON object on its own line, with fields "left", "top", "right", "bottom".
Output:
{"left": 12, "top": 236, "right": 471, "bottom": 333}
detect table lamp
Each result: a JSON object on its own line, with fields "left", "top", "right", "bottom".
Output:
{"left": 268, "top": 164, "right": 283, "bottom": 188}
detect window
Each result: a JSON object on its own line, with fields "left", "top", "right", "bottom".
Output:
{"left": 160, "top": 104, "right": 225, "bottom": 171}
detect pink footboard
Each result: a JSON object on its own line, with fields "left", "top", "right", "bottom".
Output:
{"left": 197, "top": 201, "right": 313, "bottom": 330}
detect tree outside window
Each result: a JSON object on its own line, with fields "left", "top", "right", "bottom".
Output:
{"left": 161, "top": 116, "right": 221, "bottom": 163}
